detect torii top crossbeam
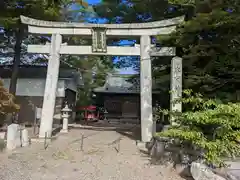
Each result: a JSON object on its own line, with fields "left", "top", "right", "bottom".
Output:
{"left": 20, "top": 16, "right": 184, "bottom": 36}
{"left": 21, "top": 15, "right": 184, "bottom": 29}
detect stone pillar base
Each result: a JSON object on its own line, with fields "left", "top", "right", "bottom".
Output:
{"left": 60, "top": 129, "right": 68, "bottom": 133}
{"left": 136, "top": 140, "right": 148, "bottom": 152}
{"left": 31, "top": 137, "right": 52, "bottom": 143}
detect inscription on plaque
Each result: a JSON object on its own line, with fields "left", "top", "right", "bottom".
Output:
{"left": 92, "top": 28, "right": 107, "bottom": 53}
{"left": 171, "top": 57, "right": 182, "bottom": 111}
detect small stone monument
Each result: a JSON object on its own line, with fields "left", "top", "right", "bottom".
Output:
{"left": 21, "top": 128, "right": 29, "bottom": 147}
{"left": 60, "top": 104, "right": 72, "bottom": 133}
{"left": 34, "top": 107, "right": 42, "bottom": 135}
{"left": 0, "top": 131, "right": 6, "bottom": 139}
{"left": 104, "top": 109, "right": 108, "bottom": 121}
{"left": 152, "top": 119, "right": 157, "bottom": 135}
{"left": 7, "top": 123, "right": 21, "bottom": 150}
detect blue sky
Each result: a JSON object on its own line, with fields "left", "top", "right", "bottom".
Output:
{"left": 83, "top": 0, "right": 138, "bottom": 74}
{"left": 87, "top": 0, "right": 101, "bottom": 5}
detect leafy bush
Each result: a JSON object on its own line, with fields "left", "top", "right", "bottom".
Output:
{"left": 0, "top": 80, "right": 19, "bottom": 116}
{"left": 156, "top": 89, "right": 240, "bottom": 167}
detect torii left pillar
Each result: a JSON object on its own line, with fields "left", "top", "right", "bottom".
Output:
{"left": 39, "top": 34, "right": 62, "bottom": 138}
{"left": 140, "top": 35, "right": 153, "bottom": 142}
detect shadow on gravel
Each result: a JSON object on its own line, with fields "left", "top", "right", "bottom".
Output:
{"left": 136, "top": 139, "right": 195, "bottom": 180}
{"left": 116, "top": 126, "right": 141, "bottom": 141}
{"left": 69, "top": 121, "right": 141, "bottom": 141}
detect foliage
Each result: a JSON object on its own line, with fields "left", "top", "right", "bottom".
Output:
{"left": 60, "top": 54, "right": 114, "bottom": 106}
{"left": 0, "top": 0, "right": 64, "bottom": 95}
{"left": 79, "top": 56, "right": 114, "bottom": 106}
{"left": 0, "top": 79, "right": 19, "bottom": 115}
{"left": 0, "top": 0, "right": 109, "bottom": 100}
{"left": 93, "top": 0, "right": 187, "bottom": 71}
{"left": 158, "top": 0, "right": 240, "bottom": 100}
{"left": 61, "top": 0, "right": 96, "bottom": 22}
{"left": 157, "top": 89, "right": 240, "bottom": 166}
{"left": 0, "top": 0, "right": 62, "bottom": 29}
{"left": 94, "top": 0, "right": 185, "bottom": 23}
{"left": 0, "top": 0, "right": 91, "bottom": 93}
{"left": 94, "top": 0, "right": 240, "bottom": 102}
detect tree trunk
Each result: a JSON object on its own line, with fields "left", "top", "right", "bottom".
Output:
{"left": 9, "top": 27, "right": 23, "bottom": 95}
{"left": 6, "top": 27, "right": 23, "bottom": 124}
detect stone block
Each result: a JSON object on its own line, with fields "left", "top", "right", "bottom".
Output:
{"left": 7, "top": 123, "right": 21, "bottom": 150}
{"left": 136, "top": 140, "right": 148, "bottom": 152}
{"left": 21, "top": 129, "right": 29, "bottom": 147}
{"left": 223, "top": 161, "right": 240, "bottom": 180}
{"left": 175, "top": 164, "right": 191, "bottom": 177}
{"left": 226, "top": 170, "right": 240, "bottom": 180}
{"left": 60, "top": 129, "right": 68, "bottom": 133}
{"left": 0, "top": 132, "right": 6, "bottom": 139}
{"left": 190, "top": 162, "right": 226, "bottom": 180}
{"left": 150, "top": 140, "right": 165, "bottom": 158}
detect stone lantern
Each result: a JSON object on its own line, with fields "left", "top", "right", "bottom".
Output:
{"left": 104, "top": 109, "right": 108, "bottom": 121}
{"left": 60, "top": 104, "right": 72, "bottom": 133}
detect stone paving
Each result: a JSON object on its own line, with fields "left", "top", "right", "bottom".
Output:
{"left": 0, "top": 126, "right": 185, "bottom": 180}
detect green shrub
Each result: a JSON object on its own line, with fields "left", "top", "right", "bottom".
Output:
{"left": 156, "top": 89, "right": 240, "bottom": 167}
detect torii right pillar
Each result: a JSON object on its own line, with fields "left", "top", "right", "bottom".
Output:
{"left": 140, "top": 34, "right": 182, "bottom": 142}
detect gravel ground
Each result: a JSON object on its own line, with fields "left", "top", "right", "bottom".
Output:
{"left": 0, "top": 127, "right": 185, "bottom": 180}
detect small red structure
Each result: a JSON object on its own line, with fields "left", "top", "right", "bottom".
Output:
{"left": 78, "top": 105, "right": 99, "bottom": 122}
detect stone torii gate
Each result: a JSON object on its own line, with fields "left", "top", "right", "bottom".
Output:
{"left": 20, "top": 15, "right": 184, "bottom": 142}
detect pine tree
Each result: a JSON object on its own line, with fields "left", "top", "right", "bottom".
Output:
{"left": 154, "top": 0, "right": 240, "bottom": 166}
{"left": 159, "top": 0, "right": 240, "bottom": 100}
{"left": 0, "top": 0, "right": 63, "bottom": 95}
{"left": 0, "top": 0, "right": 93, "bottom": 95}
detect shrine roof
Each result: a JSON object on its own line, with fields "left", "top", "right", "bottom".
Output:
{"left": 93, "top": 74, "right": 160, "bottom": 94}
